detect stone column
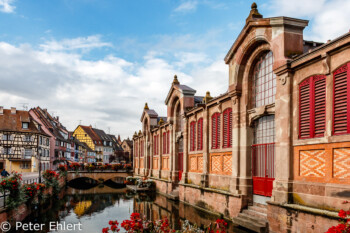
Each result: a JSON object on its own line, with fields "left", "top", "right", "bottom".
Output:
{"left": 170, "top": 124, "right": 179, "bottom": 183}
{"left": 150, "top": 132, "right": 153, "bottom": 177}
{"left": 230, "top": 94, "right": 241, "bottom": 194}
{"left": 273, "top": 72, "right": 293, "bottom": 203}
{"left": 145, "top": 134, "right": 150, "bottom": 177}
{"left": 181, "top": 117, "right": 188, "bottom": 183}
{"left": 159, "top": 129, "right": 163, "bottom": 178}
{"left": 201, "top": 107, "right": 209, "bottom": 187}
{"left": 169, "top": 124, "right": 174, "bottom": 182}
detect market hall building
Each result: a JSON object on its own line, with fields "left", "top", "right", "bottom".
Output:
{"left": 133, "top": 3, "right": 350, "bottom": 232}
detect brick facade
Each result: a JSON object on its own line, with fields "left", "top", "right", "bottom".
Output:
{"left": 133, "top": 3, "right": 350, "bottom": 232}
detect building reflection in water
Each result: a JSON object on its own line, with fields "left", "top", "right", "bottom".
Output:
{"left": 15, "top": 186, "right": 245, "bottom": 233}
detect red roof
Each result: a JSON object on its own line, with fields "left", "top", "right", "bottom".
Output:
{"left": 0, "top": 109, "right": 40, "bottom": 133}
{"left": 80, "top": 125, "right": 102, "bottom": 145}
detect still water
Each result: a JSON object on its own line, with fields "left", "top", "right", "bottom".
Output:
{"left": 13, "top": 184, "right": 249, "bottom": 233}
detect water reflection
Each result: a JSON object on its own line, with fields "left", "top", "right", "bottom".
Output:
{"left": 14, "top": 185, "right": 248, "bottom": 233}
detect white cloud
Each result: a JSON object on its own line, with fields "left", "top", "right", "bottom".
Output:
{"left": 0, "top": 0, "right": 15, "bottom": 13}
{"left": 174, "top": 1, "right": 198, "bottom": 13}
{"left": 40, "top": 35, "right": 112, "bottom": 52}
{"left": 267, "top": 0, "right": 350, "bottom": 42}
{"left": 0, "top": 36, "right": 228, "bottom": 138}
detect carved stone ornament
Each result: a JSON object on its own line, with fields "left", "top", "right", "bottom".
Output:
{"left": 175, "top": 132, "right": 182, "bottom": 143}
{"left": 322, "top": 53, "right": 330, "bottom": 75}
{"left": 217, "top": 102, "right": 222, "bottom": 113}
{"left": 248, "top": 105, "right": 275, "bottom": 126}
{"left": 279, "top": 75, "right": 287, "bottom": 85}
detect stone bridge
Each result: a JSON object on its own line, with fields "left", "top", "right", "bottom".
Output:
{"left": 67, "top": 171, "right": 133, "bottom": 182}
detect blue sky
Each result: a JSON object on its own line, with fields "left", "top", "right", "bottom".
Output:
{"left": 0, "top": 0, "right": 349, "bottom": 138}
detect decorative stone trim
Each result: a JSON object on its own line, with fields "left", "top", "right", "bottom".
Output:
{"left": 180, "top": 183, "right": 242, "bottom": 198}
{"left": 247, "top": 103, "right": 275, "bottom": 126}
{"left": 267, "top": 201, "right": 340, "bottom": 219}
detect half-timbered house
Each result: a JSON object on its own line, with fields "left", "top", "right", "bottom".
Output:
{"left": 0, "top": 107, "right": 50, "bottom": 172}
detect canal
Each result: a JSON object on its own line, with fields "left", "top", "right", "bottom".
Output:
{"left": 12, "top": 182, "right": 250, "bottom": 233}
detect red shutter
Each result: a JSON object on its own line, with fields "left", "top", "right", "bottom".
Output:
{"left": 314, "top": 76, "right": 326, "bottom": 137}
{"left": 212, "top": 113, "right": 220, "bottom": 149}
{"left": 154, "top": 135, "right": 156, "bottom": 155}
{"left": 228, "top": 110, "right": 232, "bottom": 147}
{"left": 299, "top": 78, "right": 311, "bottom": 138}
{"left": 167, "top": 131, "right": 170, "bottom": 154}
{"left": 217, "top": 114, "right": 221, "bottom": 148}
{"left": 212, "top": 114, "right": 216, "bottom": 149}
{"left": 223, "top": 109, "right": 232, "bottom": 148}
{"left": 190, "top": 121, "right": 196, "bottom": 151}
{"left": 333, "top": 64, "right": 349, "bottom": 135}
{"left": 223, "top": 111, "right": 228, "bottom": 147}
{"left": 197, "top": 118, "right": 203, "bottom": 150}
{"left": 163, "top": 132, "right": 166, "bottom": 154}
{"left": 140, "top": 140, "right": 143, "bottom": 157}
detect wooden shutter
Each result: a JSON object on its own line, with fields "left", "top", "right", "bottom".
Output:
{"left": 197, "top": 118, "right": 203, "bottom": 150}
{"left": 167, "top": 131, "right": 170, "bottom": 154}
{"left": 333, "top": 64, "right": 349, "bottom": 135}
{"left": 223, "top": 108, "right": 232, "bottom": 148}
{"left": 212, "top": 113, "right": 220, "bottom": 149}
{"left": 217, "top": 114, "right": 221, "bottom": 148}
{"left": 299, "top": 78, "right": 311, "bottom": 138}
{"left": 163, "top": 132, "right": 166, "bottom": 154}
{"left": 228, "top": 110, "right": 232, "bottom": 147}
{"left": 314, "top": 76, "right": 326, "bottom": 137}
{"left": 212, "top": 114, "right": 216, "bottom": 149}
{"left": 299, "top": 75, "right": 326, "bottom": 138}
{"left": 154, "top": 135, "right": 157, "bottom": 155}
{"left": 190, "top": 121, "right": 196, "bottom": 151}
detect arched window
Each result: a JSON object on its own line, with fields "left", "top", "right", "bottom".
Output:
{"left": 333, "top": 63, "right": 350, "bottom": 135}
{"left": 223, "top": 108, "right": 232, "bottom": 148}
{"left": 299, "top": 75, "right": 326, "bottom": 139}
{"left": 252, "top": 51, "right": 276, "bottom": 108}
{"left": 190, "top": 121, "right": 196, "bottom": 151}
{"left": 212, "top": 113, "right": 221, "bottom": 149}
{"left": 197, "top": 118, "right": 203, "bottom": 150}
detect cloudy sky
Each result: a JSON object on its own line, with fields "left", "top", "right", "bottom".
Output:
{"left": 0, "top": 0, "right": 349, "bottom": 138}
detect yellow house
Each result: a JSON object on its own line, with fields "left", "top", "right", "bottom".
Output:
{"left": 73, "top": 125, "right": 102, "bottom": 161}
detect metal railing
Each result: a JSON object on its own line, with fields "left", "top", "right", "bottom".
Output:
{"left": 0, "top": 176, "right": 41, "bottom": 209}
{"left": 252, "top": 143, "right": 275, "bottom": 178}
{"left": 22, "top": 176, "right": 42, "bottom": 184}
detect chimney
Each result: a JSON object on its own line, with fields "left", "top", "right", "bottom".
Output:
{"left": 11, "top": 107, "right": 16, "bottom": 114}
{"left": 56, "top": 116, "right": 59, "bottom": 121}
{"left": 0, "top": 106, "right": 3, "bottom": 115}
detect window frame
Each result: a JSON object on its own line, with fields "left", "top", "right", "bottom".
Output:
{"left": 197, "top": 118, "right": 203, "bottom": 151}
{"left": 190, "top": 121, "right": 196, "bottom": 151}
{"left": 299, "top": 75, "right": 326, "bottom": 139}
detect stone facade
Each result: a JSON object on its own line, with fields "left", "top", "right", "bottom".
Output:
{"left": 133, "top": 3, "right": 350, "bottom": 232}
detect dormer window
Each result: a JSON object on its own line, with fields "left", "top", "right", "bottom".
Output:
{"left": 22, "top": 122, "right": 29, "bottom": 129}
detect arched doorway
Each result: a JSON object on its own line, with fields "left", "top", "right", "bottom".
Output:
{"left": 174, "top": 100, "right": 183, "bottom": 182}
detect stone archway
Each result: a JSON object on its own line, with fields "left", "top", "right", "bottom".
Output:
{"left": 173, "top": 100, "right": 183, "bottom": 182}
